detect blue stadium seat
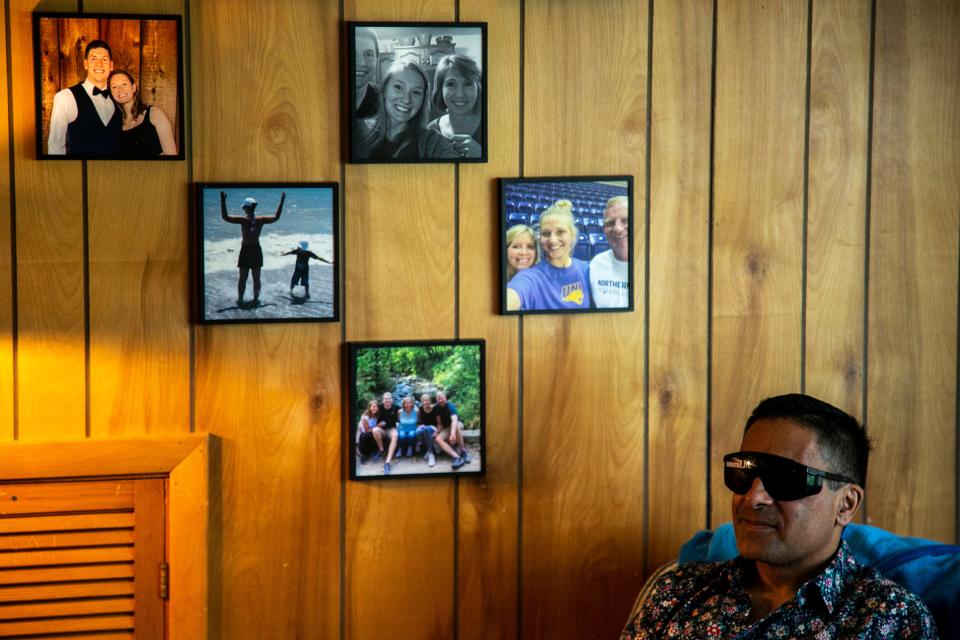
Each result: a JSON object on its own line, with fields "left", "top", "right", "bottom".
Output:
{"left": 507, "top": 212, "right": 528, "bottom": 226}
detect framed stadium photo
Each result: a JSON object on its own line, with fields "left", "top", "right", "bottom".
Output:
{"left": 347, "top": 21, "right": 487, "bottom": 164}
{"left": 499, "top": 176, "right": 635, "bottom": 315}
{"left": 33, "top": 12, "right": 185, "bottom": 160}
{"left": 194, "top": 183, "right": 339, "bottom": 324}
{"left": 348, "top": 340, "right": 486, "bottom": 481}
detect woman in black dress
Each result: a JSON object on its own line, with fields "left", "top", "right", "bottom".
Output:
{"left": 107, "top": 70, "right": 177, "bottom": 157}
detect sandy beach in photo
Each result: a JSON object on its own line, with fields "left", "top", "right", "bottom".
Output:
{"left": 203, "top": 233, "right": 335, "bottom": 321}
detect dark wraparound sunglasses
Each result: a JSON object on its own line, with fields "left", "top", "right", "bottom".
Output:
{"left": 723, "top": 451, "right": 858, "bottom": 501}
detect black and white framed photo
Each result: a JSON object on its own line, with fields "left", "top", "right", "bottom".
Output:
{"left": 194, "top": 183, "right": 339, "bottom": 324}
{"left": 347, "top": 22, "right": 487, "bottom": 164}
{"left": 348, "top": 340, "right": 486, "bottom": 481}
{"left": 32, "top": 12, "right": 185, "bottom": 159}
{"left": 499, "top": 176, "right": 635, "bottom": 315}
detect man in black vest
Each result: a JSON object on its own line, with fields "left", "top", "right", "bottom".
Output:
{"left": 47, "top": 39, "right": 121, "bottom": 156}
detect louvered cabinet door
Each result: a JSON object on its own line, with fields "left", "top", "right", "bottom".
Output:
{"left": 0, "top": 479, "right": 166, "bottom": 639}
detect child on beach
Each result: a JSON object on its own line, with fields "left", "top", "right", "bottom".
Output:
{"left": 282, "top": 241, "right": 331, "bottom": 298}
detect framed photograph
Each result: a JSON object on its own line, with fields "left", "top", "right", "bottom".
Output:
{"left": 347, "top": 340, "right": 486, "bottom": 481}
{"left": 32, "top": 12, "right": 185, "bottom": 160}
{"left": 194, "top": 183, "right": 339, "bottom": 324}
{"left": 347, "top": 21, "right": 487, "bottom": 164}
{"left": 499, "top": 176, "right": 635, "bottom": 315}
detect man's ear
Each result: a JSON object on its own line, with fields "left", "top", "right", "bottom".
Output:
{"left": 835, "top": 484, "right": 864, "bottom": 526}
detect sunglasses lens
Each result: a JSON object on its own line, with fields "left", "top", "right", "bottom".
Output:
{"left": 723, "top": 453, "right": 759, "bottom": 494}
{"left": 723, "top": 466, "right": 755, "bottom": 494}
{"left": 763, "top": 471, "right": 805, "bottom": 501}
{"left": 723, "top": 452, "right": 822, "bottom": 501}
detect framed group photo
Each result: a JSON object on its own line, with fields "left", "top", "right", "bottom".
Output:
{"left": 348, "top": 340, "right": 486, "bottom": 481}
{"left": 194, "top": 183, "right": 339, "bottom": 324}
{"left": 347, "top": 21, "right": 487, "bottom": 164}
{"left": 32, "top": 12, "right": 184, "bottom": 160}
{"left": 499, "top": 176, "right": 635, "bottom": 315}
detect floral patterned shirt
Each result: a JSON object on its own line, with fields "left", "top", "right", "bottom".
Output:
{"left": 621, "top": 541, "right": 938, "bottom": 639}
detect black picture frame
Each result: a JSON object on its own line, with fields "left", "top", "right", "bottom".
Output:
{"left": 193, "top": 183, "right": 340, "bottom": 325}
{"left": 347, "top": 21, "right": 488, "bottom": 164}
{"left": 32, "top": 11, "right": 185, "bottom": 160}
{"left": 499, "top": 176, "right": 635, "bottom": 315}
{"left": 347, "top": 339, "right": 486, "bottom": 481}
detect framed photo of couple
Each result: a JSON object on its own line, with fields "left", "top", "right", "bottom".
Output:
{"left": 347, "top": 21, "right": 487, "bottom": 164}
{"left": 347, "top": 340, "right": 486, "bottom": 481}
{"left": 499, "top": 176, "right": 635, "bottom": 315}
{"left": 32, "top": 12, "right": 185, "bottom": 160}
{"left": 194, "top": 183, "right": 339, "bottom": 324}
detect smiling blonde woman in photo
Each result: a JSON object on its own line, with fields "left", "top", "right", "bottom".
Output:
{"left": 354, "top": 60, "right": 458, "bottom": 161}
{"left": 505, "top": 224, "right": 538, "bottom": 280}
{"left": 506, "top": 200, "right": 591, "bottom": 311}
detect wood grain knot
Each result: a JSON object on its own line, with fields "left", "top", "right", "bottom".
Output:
{"left": 843, "top": 361, "right": 860, "bottom": 384}
{"left": 312, "top": 395, "right": 324, "bottom": 411}
{"left": 263, "top": 111, "right": 298, "bottom": 149}
{"left": 746, "top": 252, "right": 766, "bottom": 278}
{"left": 659, "top": 389, "right": 673, "bottom": 406}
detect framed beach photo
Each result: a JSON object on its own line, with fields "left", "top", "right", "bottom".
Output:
{"left": 499, "top": 176, "right": 635, "bottom": 315}
{"left": 347, "top": 21, "right": 487, "bottom": 164}
{"left": 194, "top": 183, "right": 339, "bottom": 324}
{"left": 347, "top": 340, "right": 486, "bottom": 481}
{"left": 32, "top": 12, "right": 185, "bottom": 160}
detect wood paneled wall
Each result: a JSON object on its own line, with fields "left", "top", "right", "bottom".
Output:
{"left": 1, "top": 0, "right": 957, "bottom": 638}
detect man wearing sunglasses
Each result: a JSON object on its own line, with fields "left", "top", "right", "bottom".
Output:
{"left": 622, "top": 393, "right": 937, "bottom": 639}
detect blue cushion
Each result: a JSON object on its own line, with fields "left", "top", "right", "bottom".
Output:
{"left": 679, "top": 523, "right": 960, "bottom": 638}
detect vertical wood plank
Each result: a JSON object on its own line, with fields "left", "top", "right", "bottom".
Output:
{"left": 132, "top": 478, "right": 165, "bottom": 639}
{"left": 85, "top": 0, "right": 189, "bottom": 438}
{"left": 140, "top": 19, "right": 181, "bottom": 143}
{"left": 647, "top": 0, "right": 712, "bottom": 572}
{"left": 342, "top": 2, "right": 457, "bottom": 639}
{"left": 523, "top": 1, "right": 647, "bottom": 637}
{"left": 168, "top": 439, "right": 209, "bottom": 640}
{"left": 457, "top": 1, "right": 520, "bottom": 638}
{"left": 868, "top": 0, "right": 958, "bottom": 541}
{"left": 11, "top": 0, "right": 86, "bottom": 441}
{"left": 37, "top": 16, "right": 60, "bottom": 157}
{"left": 0, "top": 0, "right": 12, "bottom": 441}
{"left": 101, "top": 19, "right": 143, "bottom": 80}
{"left": 192, "top": 1, "right": 343, "bottom": 638}
{"left": 710, "top": 0, "right": 807, "bottom": 523}
{"left": 805, "top": 0, "right": 870, "bottom": 419}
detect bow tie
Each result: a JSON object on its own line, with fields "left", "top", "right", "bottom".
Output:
{"left": 92, "top": 87, "right": 109, "bottom": 97}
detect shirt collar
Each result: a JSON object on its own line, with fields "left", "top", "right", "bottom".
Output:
{"left": 798, "top": 540, "right": 858, "bottom": 614}
{"left": 81, "top": 79, "right": 109, "bottom": 98}
{"left": 726, "top": 540, "right": 858, "bottom": 615}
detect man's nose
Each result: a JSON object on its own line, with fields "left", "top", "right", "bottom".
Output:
{"left": 744, "top": 476, "right": 774, "bottom": 506}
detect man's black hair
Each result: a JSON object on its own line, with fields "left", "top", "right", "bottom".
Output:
{"left": 84, "top": 39, "right": 112, "bottom": 59}
{"left": 744, "top": 393, "right": 871, "bottom": 487}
